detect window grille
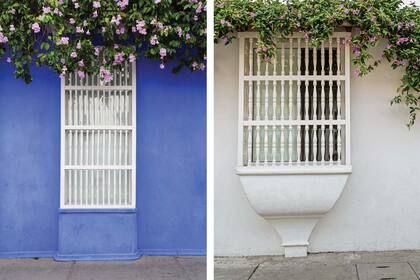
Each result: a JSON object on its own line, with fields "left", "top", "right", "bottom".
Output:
{"left": 237, "top": 33, "right": 351, "bottom": 171}
{"left": 60, "top": 62, "right": 136, "bottom": 208}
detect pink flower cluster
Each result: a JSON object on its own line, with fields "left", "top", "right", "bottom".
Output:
{"left": 113, "top": 52, "right": 125, "bottom": 65}
{"left": 352, "top": 45, "right": 361, "bottom": 56}
{"left": 116, "top": 0, "right": 129, "bottom": 10}
{"left": 192, "top": 61, "right": 205, "bottom": 71}
{"left": 0, "top": 32, "right": 8, "bottom": 43}
{"left": 196, "top": 2, "right": 204, "bottom": 13}
{"left": 394, "top": 59, "right": 406, "bottom": 66}
{"left": 396, "top": 37, "right": 410, "bottom": 45}
{"left": 150, "top": 35, "right": 159, "bottom": 45}
{"left": 151, "top": 19, "right": 164, "bottom": 30}
{"left": 94, "top": 47, "right": 101, "bottom": 56}
{"left": 176, "top": 27, "right": 183, "bottom": 37}
{"left": 111, "top": 15, "right": 122, "bottom": 25}
{"left": 159, "top": 48, "right": 167, "bottom": 59}
{"left": 134, "top": 20, "right": 147, "bottom": 35}
{"left": 77, "top": 70, "right": 85, "bottom": 79}
{"left": 57, "top": 37, "right": 69, "bottom": 45}
{"left": 100, "top": 66, "right": 113, "bottom": 82}
{"left": 32, "top": 23, "right": 41, "bottom": 33}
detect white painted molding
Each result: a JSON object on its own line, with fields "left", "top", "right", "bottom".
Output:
{"left": 239, "top": 173, "right": 350, "bottom": 257}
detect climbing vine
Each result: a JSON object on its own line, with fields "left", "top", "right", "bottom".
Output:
{"left": 215, "top": 0, "right": 419, "bottom": 127}
{"left": 0, "top": 0, "right": 206, "bottom": 83}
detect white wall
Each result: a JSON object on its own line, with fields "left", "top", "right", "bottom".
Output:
{"left": 215, "top": 38, "right": 420, "bottom": 256}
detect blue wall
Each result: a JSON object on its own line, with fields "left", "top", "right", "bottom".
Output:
{"left": 0, "top": 58, "right": 206, "bottom": 257}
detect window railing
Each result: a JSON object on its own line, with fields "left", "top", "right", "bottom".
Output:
{"left": 237, "top": 32, "right": 351, "bottom": 172}
{"left": 60, "top": 62, "right": 136, "bottom": 208}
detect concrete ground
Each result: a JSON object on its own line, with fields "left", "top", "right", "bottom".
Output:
{"left": 0, "top": 256, "right": 206, "bottom": 280}
{"left": 215, "top": 251, "right": 420, "bottom": 280}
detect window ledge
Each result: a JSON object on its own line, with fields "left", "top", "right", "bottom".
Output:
{"left": 236, "top": 165, "right": 352, "bottom": 175}
{"left": 59, "top": 208, "right": 136, "bottom": 214}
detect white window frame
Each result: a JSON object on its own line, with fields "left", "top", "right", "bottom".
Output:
{"left": 236, "top": 32, "right": 352, "bottom": 174}
{"left": 60, "top": 63, "right": 137, "bottom": 209}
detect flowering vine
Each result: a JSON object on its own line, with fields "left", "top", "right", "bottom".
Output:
{"left": 0, "top": 0, "right": 206, "bottom": 83}
{"left": 215, "top": 0, "right": 419, "bottom": 127}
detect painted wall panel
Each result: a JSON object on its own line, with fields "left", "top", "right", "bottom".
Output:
{"left": 57, "top": 211, "right": 138, "bottom": 260}
{"left": 137, "top": 58, "right": 206, "bottom": 255}
{"left": 0, "top": 63, "right": 60, "bottom": 256}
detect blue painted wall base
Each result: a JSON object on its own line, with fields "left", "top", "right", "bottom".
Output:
{"left": 56, "top": 210, "right": 138, "bottom": 260}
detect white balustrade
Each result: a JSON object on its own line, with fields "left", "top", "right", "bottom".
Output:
{"left": 61, "top": 62, "right": 136, "bottom": 208}
{"left": 238, "top": 33, "right": 351, "bottom": 168}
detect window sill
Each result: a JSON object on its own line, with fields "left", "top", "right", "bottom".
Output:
{"left": 236, "top": 165, "right": 352, "bottom": 175}
{"left": 59, "top": 208, "right": 136, "bottom": 214}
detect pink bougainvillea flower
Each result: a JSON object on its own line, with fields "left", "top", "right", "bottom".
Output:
{"left": 176, "top": 27, "right": 183, "bottom": 37}
{"left": 353, "top": 68, "right": 361, "bottom": 76}
{"left": 117, "top": 0, "right": 129, "bottom": 10}
{"left": 394, "top": 59, "right": 406, "bottom": 66}
{"left": 159, "top": 48, "right": 167, "bottom": 58}
{"left": 396, "top": 37, "right": 410, "bottom": 45}
{"left": 93, "top": 1, "right": 101, "bottom": 8}
{"left": 155, "top": 0, "right": 161, "bottom": 3}
{"left": 129, "top": 54, "right": 136, "bottom": 63}
{"left": 160, "top": 63, "right": 165, "bottom": 69}
{"left": 76, "top": 26, "right": 84, "bottom": 33}
{"left": 76, "top": 41, "right": 81, "bottom": 49}
{"left": 57, "top": 37, "right": 69, "bottom": 45}
{"left": 192, "top": 61, "right": 198, "bottom": 70}
{"left": 111, "top": 15, "right": 122, "bottom": 25}
{"left": 78, "top": 60, "right": 84, "bottom": 67}
{"left": 6, "top": 57, "right": 11, "bottom": 63}
{"left": 116, "top": 26, "right": 126, "bottom": 35}
{"left": 70, "top": 52, "right": 77, "bottom": 58}
{"left": 77, "top": 70, "right": 85, "bottom": 79}
{"left": 100, "top": 66, "right": 113, "bottom": 82}
{"left": 60, "top": 66, "right": 67, "bottom": 78}
{"left": 93, "top": 11, "right": 98, "bottom": 18}
{"left": 113, "top": 52, "right": 125, "bottom": 65}
{"left": 150, "top": 35, "right": 159, "bottom": 45}
{"left": 135, "top": 20, "right": 147, "bottom": 35}
{"left": 9, "top": 25, "right": 15, "bottom": 32}
{"left": 94, "top": 47, "right": 101, "bottom": 56}
{"left": 42, "top": 6, "right": 51, "bottom": 14}
{"left": 196, "top": 2, "right": 203, "bottom": 13}
{"left": 69, "top": 18, "right": 76, "bottom": 24}
{"left": 9, "top": 8, "right": 16, "bottom": 14}
{"left": 32, "top": 23, "right": 41, "bottom": 33}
